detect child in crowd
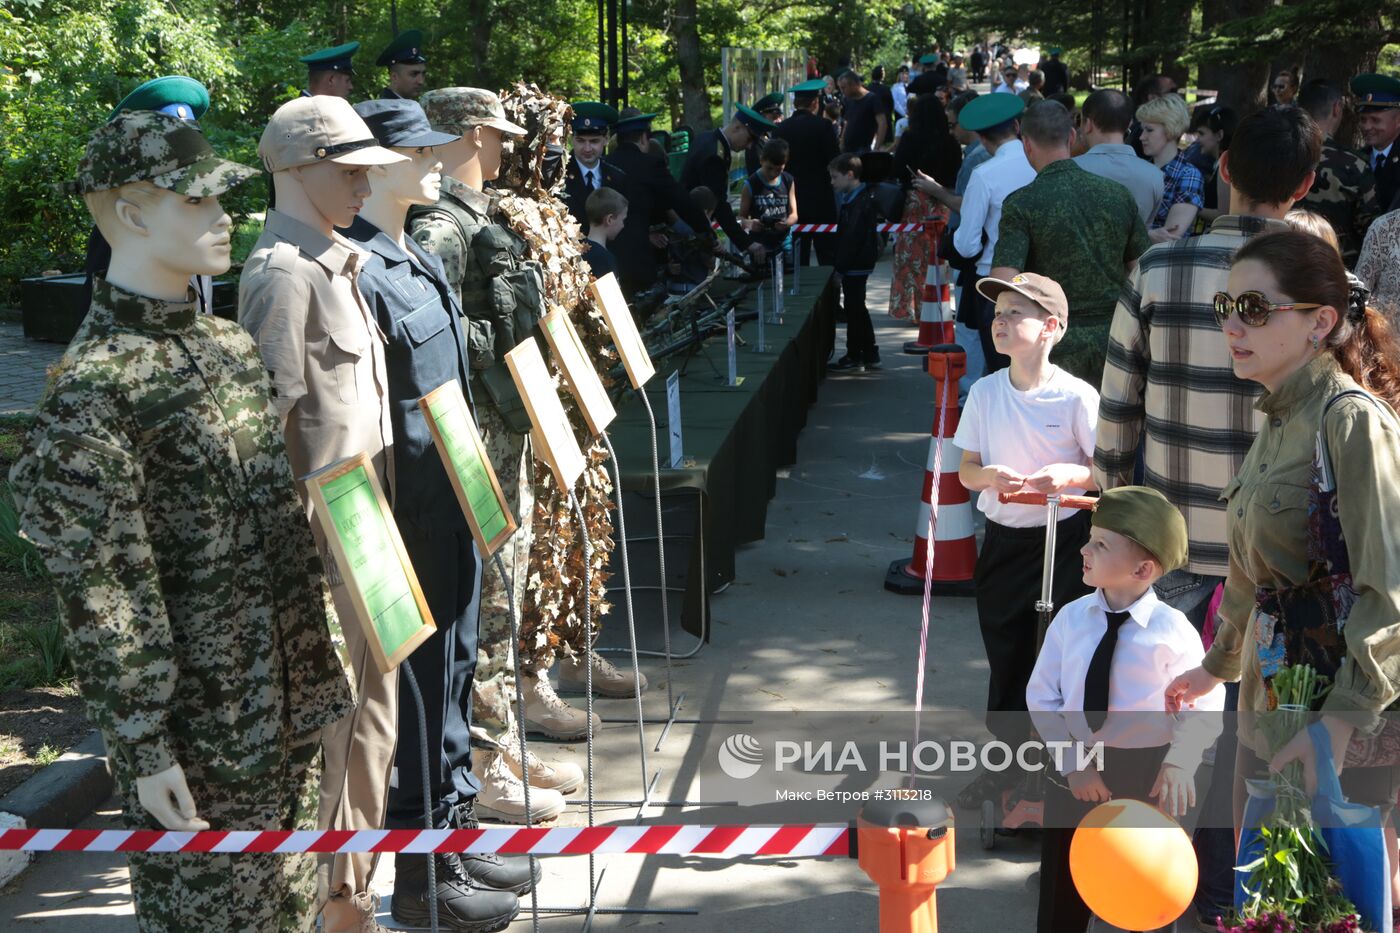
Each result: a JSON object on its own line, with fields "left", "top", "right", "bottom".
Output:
{"left": 953, "top": 273, "right": 1098, "bottom": 804}
{"left": 1027, "top": 486, "right": 1225, "bottom": 932}
{"left": 1285, "top": 206, "right": 1343, "bottom": 256}
{"left": 739, "top": 138, "right": 798, "bottom": 273}
{"left": 583, "top": 186, "right": 627, "bottom": 279}
{"left": 827, "top": 152, "right": 880, "bottom": 371}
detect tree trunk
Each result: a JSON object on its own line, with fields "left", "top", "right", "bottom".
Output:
{"left": 467, "top": 0, "right": 494, "bottom": 80}
{"left": 673, "top": 0, "right": 711, "bottom": 131}
{"left": 1157, "top": 0, "right": 1193, "bottom": 94}
{"left": 1208, "top": 0, "right": 1272, "bottom": 117}
{"left": 1195, "top": 0, "right": 1227, "bottom": 99}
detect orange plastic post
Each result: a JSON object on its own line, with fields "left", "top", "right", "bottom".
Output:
{"left": 857, "top": 801, "right": 956, "bottom": 933}
{"left": 924, "top": 346, "right": 967, "bottom": 389}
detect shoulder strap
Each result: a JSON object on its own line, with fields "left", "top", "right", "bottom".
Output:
{"left": 1317, "top": 389, "right": 1391, "bottom": 491}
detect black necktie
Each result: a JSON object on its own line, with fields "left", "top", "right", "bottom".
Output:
{"left": 585, "top": 169, "right": 597, "bottom": 192}
{"left": 1084, "top": 611, "right": 1131, "bottom": 731}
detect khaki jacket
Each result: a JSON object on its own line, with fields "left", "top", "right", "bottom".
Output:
{"left": 1204, "top": 356, "right": 1400, "bottom": 750}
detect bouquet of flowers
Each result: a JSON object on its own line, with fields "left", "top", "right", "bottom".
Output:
{"left": 1218, "top": 664, "right": 1364, "bottom": 933}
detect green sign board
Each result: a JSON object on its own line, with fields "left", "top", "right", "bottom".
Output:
{"left": 420, "top": 381, "right": 517, "bottom": 557}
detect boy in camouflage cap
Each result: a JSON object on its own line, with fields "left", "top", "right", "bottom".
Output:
{"left": 12, "top": 110, "right": 354, "bottom": 933}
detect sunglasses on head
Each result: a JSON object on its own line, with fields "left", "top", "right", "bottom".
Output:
{"left": 1213, "top": 291, "right": 1322, "bottom": 327}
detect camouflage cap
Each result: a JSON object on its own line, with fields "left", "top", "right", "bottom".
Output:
{"left": 71, "top": 110, "right": 257, "bottom": 196}
{"left": 420, "top": 87, "right": 527, "bottom": 136}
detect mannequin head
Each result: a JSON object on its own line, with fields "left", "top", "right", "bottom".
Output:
{"left": 260, "top": 96, "right": 407, "bottom": 235}
{"left": 87, "top": 183, "right": 233, "bottom": 279}
{"left": 370, "top": 148, "right": 441, "bottom": 206}
{"left": 421, "top": 87, "right": 527, "bottom": 191}
{"left": 352, "top": 99, "right": 458, "bottom": 235}
{"left": 74, "top": 110, "right": 256, "bottom": 300}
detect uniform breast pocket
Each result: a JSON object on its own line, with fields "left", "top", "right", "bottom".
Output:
{"left": 399, "top": 299, "right": 451, "bottom": 348}
{"left": 135, "top": 391, "right": 229, "bottom": 511}
{"left": 327, "top": 326, "right": 368, "bottom": 404}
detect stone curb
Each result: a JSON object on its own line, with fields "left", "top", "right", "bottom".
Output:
{"left": 0, "top": 731, "right": 112, "bottom": 887}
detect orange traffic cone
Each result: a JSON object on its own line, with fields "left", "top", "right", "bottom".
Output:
{"left": 885, "top": 346, "right": 977, "bottom": 596}
{"left": 857, "top": 798, "right": 956, "bottom": 933}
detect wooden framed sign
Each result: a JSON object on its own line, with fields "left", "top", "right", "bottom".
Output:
{"left": 588, "top": 272, "right": 656, "bottom": 390}
{"left": 419, "top": 380, "right": 517, "bottom": 557}
{"left": 304, "top": 452, "right": 436, "bottom": 675}
{"left": 504, "top": 339, "right": 587, "bottom": 493}
{"left": 540, "top": 308, "right": 616, "bottom": 437}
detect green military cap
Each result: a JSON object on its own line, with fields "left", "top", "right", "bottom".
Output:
{"left": 919, "top": 54, "right": 939, "bottom": 65}
{"left": 958, "top": 92, "right": 1025, "bottom": 132}
{"left": 1091, "top": 486, "right": 1188, "bottom": 572}
{"left": 614, "top": 108, "right": 658, "bottom": 134}
{"left": 754, "top": 92, "right": 784, "bottom": 115}
{"left": 735, "top": 103, "right": 778, "bottom": 132}
{"left": 376, "top": 29, "right": 425, "bottom": 66}
{"left": 110, "top": 75, "right": 210, "bottom": 122}
{"left": 788, "top": 78, "right": 827, "bottom": 95}
{"left": 300, "top": 41, "right": 359, "bottom": 74}
{"left": 71, "top": 110, "right": 257, "bottom": 196}
{"left": 1048, "top": 47, "right": 1064, "bottom": 56}
{"left": 571, "top": 100, "right": 619, "bottom": 135}
{"left": 1351, "top": 73, "right": 1400, "bottom": 111}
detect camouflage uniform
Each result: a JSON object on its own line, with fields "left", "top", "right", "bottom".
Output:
{"left": 10, "top": 110, "right": 353, "bottom": 933}
{"left": 1299, "top": 137, "right": 1382, "bottom": 267}
{"left": 410, "top": 90, "right": 541, "bottom": 749}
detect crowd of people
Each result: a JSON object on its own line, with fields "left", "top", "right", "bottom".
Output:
{"left": 13, "top": 19, "right": 1400, "bottom": 933}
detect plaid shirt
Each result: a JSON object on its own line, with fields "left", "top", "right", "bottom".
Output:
{"left": 1093, "top": 215, "right": 1292, "bottom": 576}
{"left": 1151, "top": 152, "right": 1205, "bottom": 229}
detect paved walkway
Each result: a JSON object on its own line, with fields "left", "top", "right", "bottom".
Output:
{"left": 0, "top": 324, "right": 65, "bottom": 415}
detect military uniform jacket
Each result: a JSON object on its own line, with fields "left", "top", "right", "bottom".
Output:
{"left": 1369, "top": 145, "right": 1400, "bottom": 213}
{"left": 608, "top": 140, "right": 713, "bottom": 291}
{"left": 1300, "top": 137, "right": 1381, "bottom": 266}
{"left": 681, "top": 129, "right": 753, "bottom": 249}
{"left": 379, "top": 87, "right": 406, "bottom": 100}
{"left": 775, "top": 111, "right": 840, "bottom": 224}
{"left": 563, "top": 155, "right": 627, "bottom": 231}
{"left": 342, "top": 215, "right": 472, "bottom": 537}
{"left": 9, "top": 279, "right": 354, "bottom": 783}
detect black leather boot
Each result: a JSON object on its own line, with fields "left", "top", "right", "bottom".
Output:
{"left": 391, "top": 851, "right": 520, "bottom": 933}
{"left": 452, "top": 798, "right": 541, "bottom": 894}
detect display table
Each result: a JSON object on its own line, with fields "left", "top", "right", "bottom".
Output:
{"left": 602, "top": 268, "right": 837, "bottom": 646}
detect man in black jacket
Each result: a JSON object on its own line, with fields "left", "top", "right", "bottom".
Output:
{"left": 608, "top": 108, "right": 714, "bottom": 296}
{"left": 827, "top": 152, "right": 881, "bottom": 371}
{"left": 1039, "top": 48, "right": 1069, "bottom": 98}
{"left": 776, "top": 79, "right": 841, "bottom": 266}
{"left": 681, "top": 104, "right": 776, "bottom": 267}
{"left": 563, "top": 101, "right": 628, "bottom": 231}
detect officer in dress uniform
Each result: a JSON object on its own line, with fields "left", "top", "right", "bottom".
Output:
{"left": 745, "top": 92, "right": 786, "bottom": 176}
{"left": 681, "top": 103, "right": 778, "bottom": 265}
{"left": 1352, "top": 73, "right": 1400, "bottom": 211}
{"left": 300, "top": 42, "right": 358, "bottom": 99}
{"left": 81, "top": 76, "right": 214, "bottom": 314}
{"left": 608, "top": 108, "right": 715, "bottom": 295}
{"left": 563, "top": 101, "right": 628, "bottom": 230}
{"left": 776, "top": 78, "right": 841, "bottom": 266}
{"left": 377, "top": 29, "right": 427, "bottom": 100}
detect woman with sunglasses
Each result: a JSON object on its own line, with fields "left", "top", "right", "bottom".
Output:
{"left": 1166, "top": 230, "right": 1400, "bottom": 908}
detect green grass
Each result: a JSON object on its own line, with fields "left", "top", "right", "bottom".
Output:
{"left": 32, "top": 743, "right": 62, "bottom": 768}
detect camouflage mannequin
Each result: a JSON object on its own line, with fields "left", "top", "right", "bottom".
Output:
{"left": 10, "top": 112, "right": 353, "bottom": 932}
{"left": 493, "top": 83, "right": 648, "bottom": 703}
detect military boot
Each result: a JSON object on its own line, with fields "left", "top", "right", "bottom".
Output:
{"left": 499, "top": 728, "right": 584, "bottom": 794}
{"left": 558, "top": 649, "right": 649, "bottom": 698}
{"left": 451, "top": 798, "right": 543, "bottom": 894}
{"left": 520, "top": 669, "right": 600, "bottom": 740}
{"left": 474, "top": 747, "right": 567, "bottom": 824}
{"left": 390, "top": 851, "right": 519, "bottom": 933}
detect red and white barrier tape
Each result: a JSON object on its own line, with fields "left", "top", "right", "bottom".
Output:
{"left": 0, "top": 824, "right": 850, "bottom": 857}
{"left": 710, "top": 222, "right": 939, "bottom": 234}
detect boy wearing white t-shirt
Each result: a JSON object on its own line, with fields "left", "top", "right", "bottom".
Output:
{"left": 952, "top": 272, "right": 1098, "bottom": 808}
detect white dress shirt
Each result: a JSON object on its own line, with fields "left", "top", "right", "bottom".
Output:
{"left": 891, "top": 81, "right": 909, "bottom": 118}
{"left": 953, "top": 139, "right": 1036, "bottom": 275}
{"left": 575, "top": 156, "right": 601, "bottom": 190}
{"left": 1027, "top": 588, "right": 1225, "bottom": 775}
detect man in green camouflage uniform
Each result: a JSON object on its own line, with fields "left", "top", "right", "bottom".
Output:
{"left": 1297, "top": 78, "right": 1382, "bottom": 267}
{"left": 9, "top": 111, "right": 354, "bottom": 932}
{"left": 409, "top": 87, "right": 583, "bottom": 822}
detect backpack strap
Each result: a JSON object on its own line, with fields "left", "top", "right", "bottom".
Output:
{"left": 1318, "top": 389, "right": 1391, "bottom": 492}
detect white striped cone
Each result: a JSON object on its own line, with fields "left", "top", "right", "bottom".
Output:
{"left": 885, "top": 349, "right": 976, "bottom": 594}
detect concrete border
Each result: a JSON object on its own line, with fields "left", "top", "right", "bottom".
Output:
{"left": 0, "top": 731, "right": 111, "bottom": 886}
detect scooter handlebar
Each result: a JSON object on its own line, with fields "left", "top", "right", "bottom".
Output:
{"left": 996, "top": 491, "right": 1099, "bottom": 510}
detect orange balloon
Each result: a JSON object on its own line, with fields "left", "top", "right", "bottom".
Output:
{"left": 1069, "top": 799, "right": 1198, "bottom": 931}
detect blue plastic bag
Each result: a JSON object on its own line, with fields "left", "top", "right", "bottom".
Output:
{"left": 1235, "top": 721, "right": 1391, "bottom": 931}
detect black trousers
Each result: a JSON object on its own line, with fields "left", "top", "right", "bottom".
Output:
{"left": 969, "top": 288, "right": 1010, "bottom": 373}
{"left": 841, "top": 273, "right": 877, "bottom": 359}
{"left": 975, "top": 510, "right": 1092, "bottom": 744}
{"left": 1039, "top": 744, "right": 1171, "bottom": 933}
{"left": 387, "top": 527, "right": 482, "bottom": 828}
{"left": 797, "top": 231, "right": 837, "bottom": 267}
